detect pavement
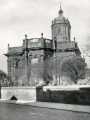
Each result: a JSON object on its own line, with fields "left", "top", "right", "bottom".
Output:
{"left": 0, "top": 100, "right": 90, "bottom": 113}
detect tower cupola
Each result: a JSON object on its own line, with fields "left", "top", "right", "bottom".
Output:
{"left": 51, "top": 4, "right": 71, "bottom": 42}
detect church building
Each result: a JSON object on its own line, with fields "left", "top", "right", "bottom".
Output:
{"left": 5, "top": 5, "right": 86, "bottom": 87}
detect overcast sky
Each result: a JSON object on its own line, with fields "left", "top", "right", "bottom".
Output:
{"left": 0, "top": 0, "right": 90, "bottom": 72}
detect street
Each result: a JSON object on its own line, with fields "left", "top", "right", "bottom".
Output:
{"left": 0, "top": 103, "right": 90, "bottom": 120}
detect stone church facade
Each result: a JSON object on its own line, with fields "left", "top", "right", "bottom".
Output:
{"left": 5, "top": 5, "right": 86, "bottom": 86}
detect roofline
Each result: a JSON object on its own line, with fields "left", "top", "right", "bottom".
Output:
{"left": 23, "top": 38, "right": 52, "bottom": 41}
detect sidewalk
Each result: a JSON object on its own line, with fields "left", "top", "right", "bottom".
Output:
{"left": 0, "top": 100, "right": 90, "bottom": 113}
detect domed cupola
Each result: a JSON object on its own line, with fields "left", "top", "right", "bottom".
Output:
{"left": 51, "top": 4, "right": 71, "bottom": 42}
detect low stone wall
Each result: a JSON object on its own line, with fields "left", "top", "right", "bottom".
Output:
{"left": 36, "top": 86, "right": 90, "bottom": 105}
{"left": 1, "top": 87, "right": 36, "bottom": 102}
{"left": 1, "top": 86, "right": 90, "bottom": 104}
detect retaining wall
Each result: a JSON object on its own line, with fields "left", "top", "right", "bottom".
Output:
{"left": 1, "top": 87, "right": 36, "bottom": 102}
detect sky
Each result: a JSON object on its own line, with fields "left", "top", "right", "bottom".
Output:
{"left": 0, "top": 0, "right": 90, "bottom": 73}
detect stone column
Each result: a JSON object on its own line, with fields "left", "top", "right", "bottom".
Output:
{"left": 24, "top": 34, "right": 29, "bottom": 86}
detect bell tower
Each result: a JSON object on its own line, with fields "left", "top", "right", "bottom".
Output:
{"left": 51, "top": 4, "right": 71, "bottom": 43}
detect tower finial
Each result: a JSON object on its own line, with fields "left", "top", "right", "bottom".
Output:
{"left": 60, "top": 1, "right": 62, "bottom": 10}
{"left": 58, "top": 2, "right": 63, "bottom": 15}
{"left": 74, "top": 36, "right": 75, "bottom": 42}
{"left": 41, "top": 33, "right": 43, "bottom": 38}
{"left": 25, "top": 34, "right": 28, "bottom": 39}
{"left": 8, "top": 44, "right": 10, "bottom": 50}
